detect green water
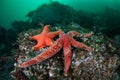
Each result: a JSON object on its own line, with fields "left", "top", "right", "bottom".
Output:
{"left": 0, "top": 0, "right": 120, "bottom": 29}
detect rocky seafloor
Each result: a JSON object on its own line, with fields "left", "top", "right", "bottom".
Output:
{"left": 10, "top": 24, "right": 120, "bottom": 80}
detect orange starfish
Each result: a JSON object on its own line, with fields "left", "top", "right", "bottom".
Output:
{"left": 29, "top": 25, "right": 61, "bottom": 50}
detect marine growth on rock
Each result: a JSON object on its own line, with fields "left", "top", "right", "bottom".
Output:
{"left": 10, "top": 23, "right": 120, "bottom": 80}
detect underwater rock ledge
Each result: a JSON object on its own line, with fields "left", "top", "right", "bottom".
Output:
{"left": 10, "top": 24, "right": 120, "bottom": 80}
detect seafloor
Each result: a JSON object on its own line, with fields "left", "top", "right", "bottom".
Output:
{"left": 10, "top": 24, "right": 120, "bottom": 80}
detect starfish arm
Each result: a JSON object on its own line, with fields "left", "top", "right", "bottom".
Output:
{"left": 82, "top": 31, "right": 93, "bottom": 37}
{"left": 33, "top": 40, "right": 45, "bottom": 50}
{"left": 45, "top": 37, "right": 53, "bottom": 46}
{"left": 35, "top": 39, "right": 63, "bottom": 61}
{"left": 67, "top": 31, "right": 80, "bottom": 37}
{"left": 63, "top": 43, "right": 72, "bottom": 76}
{"left": 48, "top": 29, "right": 61, "bottom": 38}
{"left": 19, "top": 58, "right": 38, "bottom": 68}
{"left": 41, "top": 25, "right": 50, "bottom": 34}
{"left": 71, "top": 38, "right": 92, "bottom": 51}
{"left": 67, "top": 31, "right": 93, "bottom": 38}
{"left": 29, "top": 34, "right": 41, "bottom": 40}
{"left": 33, "top": 43, "right": 45, "bottom": 50}
{"left": 19, "top": 39, "right": 63, "bottom": 68}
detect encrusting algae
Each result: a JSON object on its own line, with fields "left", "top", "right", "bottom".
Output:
{"left": 10, "top": 23, "right": 120, "bottom": 80}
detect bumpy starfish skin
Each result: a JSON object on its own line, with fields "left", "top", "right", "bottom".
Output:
{"left": 19, "top": 31, "right": 92, "bottom": 76}
{"left": 29, "top": 25, "right": 61, "bottom": 50}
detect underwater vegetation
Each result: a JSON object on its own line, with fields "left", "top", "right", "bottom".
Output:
{"left": 14, "top": 1, "right": 120, "bottom": 42}
{"left": 0, "top": 1, "right": 120, "bottom": 80}
{"left": 6, "top": 1, "right": 120, "bottom": 39}
{"left": 26, "top": 1, "right": 76, "bottom": 25}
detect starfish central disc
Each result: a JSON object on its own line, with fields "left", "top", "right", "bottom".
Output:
{"left": 30, "top": 25, "right": 61, "bottom": 50}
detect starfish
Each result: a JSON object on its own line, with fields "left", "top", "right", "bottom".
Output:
{"left": 29, "top": 25, "right": 61, "bottom": 50}
{"left": 19, "top": 30, "right": 92, "bottom": 76}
